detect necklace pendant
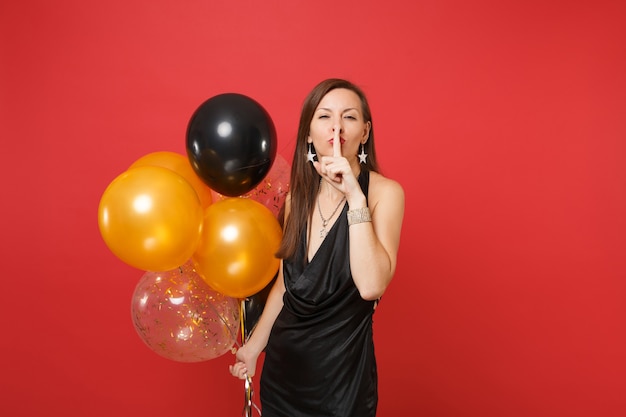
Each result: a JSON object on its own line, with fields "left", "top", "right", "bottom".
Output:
{"left": 316, "top": 182, "right": 346, "bottom": 241}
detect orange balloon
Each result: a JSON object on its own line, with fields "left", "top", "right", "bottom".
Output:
{"left": 130, "top": 151, "right": 213, "bottom": 209}
{"left": 98, "top": 166, "right": 203, "bottom": 271}
{"left": 193, "top": 198, "right": 282, "bottom": 298}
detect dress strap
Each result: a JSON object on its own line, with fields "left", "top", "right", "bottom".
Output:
{"left": 358, "top": 170, "right": 371, "bottom": 201}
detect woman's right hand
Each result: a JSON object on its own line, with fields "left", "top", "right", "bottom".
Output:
{"left": 229, "top": 343, "right": 258, "bottom": 380}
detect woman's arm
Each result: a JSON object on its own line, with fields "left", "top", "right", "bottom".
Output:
{"left": 229, "top": 264, "right": 285, "bottom": 379}
{"left": 347, "top": 173, "right": 405, "bottom": 300}
{"left": 314, "top": 129, "right": 405, "bottom": 301}
{"left": 229, "top": 196, "right": 291, "bottom": 379}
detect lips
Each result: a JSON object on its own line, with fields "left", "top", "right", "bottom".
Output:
{"left": 329, "top": 138, "right": 346, "bottom": 144}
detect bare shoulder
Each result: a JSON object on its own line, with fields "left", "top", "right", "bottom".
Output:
{"left": 368, "top": 172, "right": 405, "bottom": 250}
{"left": 368, "top": 171, "right": 405, "bottom": 211}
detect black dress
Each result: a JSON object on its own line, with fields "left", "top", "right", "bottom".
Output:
{"left": 260, "top": 171, "right": 377, "bottom": 417}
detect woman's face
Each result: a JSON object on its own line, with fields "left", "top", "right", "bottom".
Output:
{"left": 308, "top": 88, "right": 371, "bottom": 160}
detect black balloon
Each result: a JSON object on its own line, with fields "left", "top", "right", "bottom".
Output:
{"left": 186, "top": 93, "right": 277, "bottom": 197}
{"left": 242, "top": 274, "right": 276, "bottom": 342}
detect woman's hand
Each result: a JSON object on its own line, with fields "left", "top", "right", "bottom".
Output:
{"left": 229, "top": 344, "right": 259, "bottom": 380}
{"left": 313, "top": 127, "right": 362, "bottom": 202}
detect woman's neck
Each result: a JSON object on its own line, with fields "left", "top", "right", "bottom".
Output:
{"left": 318, "top": 179, "right": 343, "bottom": 202}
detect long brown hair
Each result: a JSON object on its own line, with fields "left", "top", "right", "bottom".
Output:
{"left": 276, "top": 78, "right": 380, "bottom": 260}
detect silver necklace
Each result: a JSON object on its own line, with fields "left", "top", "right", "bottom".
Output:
{"left": 317, "top": 181, "right": 346, "bottom": 239}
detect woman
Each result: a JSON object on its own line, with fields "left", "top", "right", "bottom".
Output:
{"left": 230, "top": 78, "right": 405, "bottom": 416}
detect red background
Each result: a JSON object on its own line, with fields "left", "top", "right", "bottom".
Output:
{"left": 1, "top": 1, "right": 625, "bottom": 416}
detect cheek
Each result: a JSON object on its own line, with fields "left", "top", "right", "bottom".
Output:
{"left": 309, "top": 122, "right": 327, "bottom": 139}
{"left": 347, "top": 126, "right": 366, "bottom": 141}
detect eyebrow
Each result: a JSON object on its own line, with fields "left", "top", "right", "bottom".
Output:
{"left": 316, "top": 107, "right": 360, "bottom": 113}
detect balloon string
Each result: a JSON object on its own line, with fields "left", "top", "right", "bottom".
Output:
{"left": 240, "top": 299, "right": 247, "bottom": 344}
{"left": 240, "top": 299, "right": 262, "bottom": 416}
{"left": 243, "top": 375, "right": 262, "bottom": 416}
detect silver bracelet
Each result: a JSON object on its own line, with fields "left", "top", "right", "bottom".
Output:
{"left": 347, "top": 207, "right": 371, "bottom": 226}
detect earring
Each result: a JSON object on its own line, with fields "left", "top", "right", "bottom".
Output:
{"left": 306, "top": 143, "right": 316, "bottom": 162}
{"left": 358, "top": 143, "right": 368, "bottom": 164}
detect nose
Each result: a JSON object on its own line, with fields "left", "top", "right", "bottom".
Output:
{"left": 332, "top": 124, "right": 343, "bottom": 133}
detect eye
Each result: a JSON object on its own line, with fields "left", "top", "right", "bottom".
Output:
{"left": 344, "top": 115, "right": 357, "bottom": 120}
{"left": 318, "top": 115, "right": 330, "bottom": 119}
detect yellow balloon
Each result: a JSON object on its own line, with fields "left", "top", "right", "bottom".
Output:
{"left": 193, "top": 198, "right": 282, "bottom": 298}
{"left": 130, "top": 151, "right": 213, "bottom": 209}
{"left": 98, "top": 166, "right": 204, "bottom": 271}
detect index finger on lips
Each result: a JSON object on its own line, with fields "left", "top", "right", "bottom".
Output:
{"left": 333, "top": 126, "right": 342, "bottom": 157}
